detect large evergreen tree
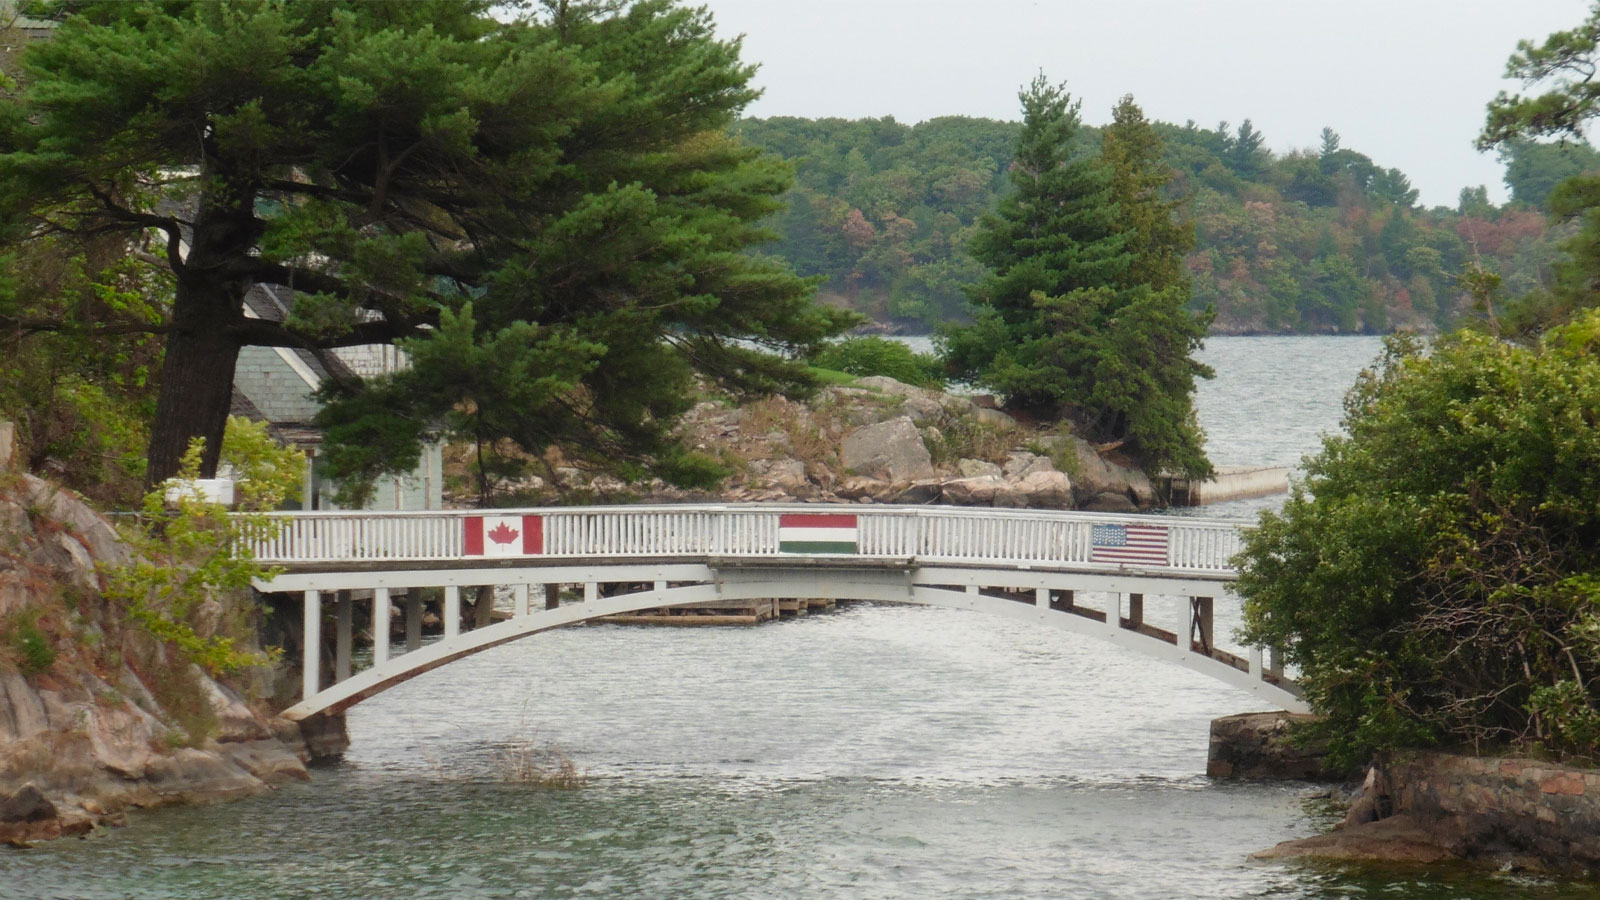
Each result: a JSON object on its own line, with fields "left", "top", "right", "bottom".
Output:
{"left": 941, "top": 77, "right": 1211, "bottom": 478}
{"left": 0, "top": 0, "right": 849, "bottom": 489}
{"left": 1479, "top": 2, "right": 1600, "bottom": 336}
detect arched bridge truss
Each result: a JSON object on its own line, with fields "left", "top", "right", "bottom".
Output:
{"left": 244, "top": 504, "right": 1304, "bottom": 719}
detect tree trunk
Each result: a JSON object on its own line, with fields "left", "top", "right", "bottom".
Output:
{"left": 473, "top": 585, "right": 495, "bottom": 629}
{"left": 145, "top": 152, "right": 260, "bottom": 487}
{"left": 145, "top": 285, "right": 244, "bottom": 485}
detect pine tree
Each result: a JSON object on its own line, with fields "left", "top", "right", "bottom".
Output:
{"left": 1102, "top": 96, "right": 1195, "bottom": 291}
{"left": 1226, "top": 119, "right": 1268, "bottom": 178}
{"left": 0, "top": 1, "right": 852, "bottom": 489}
{"left": 940, "top": 78, "right": 1212, "bottom": 478}
{"left": 1318, "top": 127, "right": 1342, "bottom": 159}
{"left": 1097, "top": 96, "right": 1213, "bottom": 477}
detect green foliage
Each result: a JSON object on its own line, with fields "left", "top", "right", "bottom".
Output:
{"left": 0, "top": 0, "right": 852, "bottom": 488}
{"left": 741, "top": 105, "right": 1566, "bottom": 336}
{"left": 1497, "top": 138, "right": 1600, "bottom": 212}
{"left": 0, "top": 237, "right": 165, "bottom": 506}
{"left": 2, "top": 610, "right": 56, "bottom": 676}
{"left": 219, "top": 416, "right": 303, "bottom": 510}
{"left": 1480, "top": 4, "right": 1600, "bottom": 150}
{"left": 939, "top": 78, "right": 1212, "bottom": 478}
{"left": 924, "top": 415, "right": 1015, "bottom": 466}
{"left": 1478, "top": 5, "right": 1600, "bottom": 337}
{"left": 811, "top": 337, "right": 944, "bottom": 388}
{"left": 1236, "top": 321, "right": 1600, "bottom": 764}
{"left": 735, "top": 114, "right": 1023, "bottom": 328}
{"left": 103, "top": 440, "right": 279, "bottom": 677}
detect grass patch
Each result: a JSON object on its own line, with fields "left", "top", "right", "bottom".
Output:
{"left": 806, "top": 366, "right": 858, "bottom": 386}
{"left": 927, "top": 415, "right": 1017, "bottom": 466}
{"left": 495, "top": 720, "right": 587, "bottom": 789}
{"left": 2, "top": 609, "right": 57, "bottom": 675}
{"left": 134, "top": 648, "right": 217, "bottom": 747}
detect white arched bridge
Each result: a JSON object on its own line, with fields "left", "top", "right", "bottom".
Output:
{"left": 245, "top": 504, "right": 1304, "bottom": 720}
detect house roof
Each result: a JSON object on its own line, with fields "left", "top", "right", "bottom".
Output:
{"left": 242, "top": 283, "right": 360, "bottom": 387}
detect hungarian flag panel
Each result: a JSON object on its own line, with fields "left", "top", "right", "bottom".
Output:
{"left": 778, "top": 513, "right": 858, "bottom": 554}
{"left": 463, "top": 515, "right": 543, "bottom": 557}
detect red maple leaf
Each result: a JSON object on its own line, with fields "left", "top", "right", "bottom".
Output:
{"left": 487, "top": 522, "right": 520, "bottom": 545}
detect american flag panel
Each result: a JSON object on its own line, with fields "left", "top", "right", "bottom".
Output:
{"left": 1090, "top": 523, "right": 1169, "bottom": 565}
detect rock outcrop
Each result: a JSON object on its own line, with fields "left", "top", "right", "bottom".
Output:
{"left": 0, "top": 468, "right": 321, "bottom": 845}
{"left": 506, "top": 376, "right": 1170, "bottom": 512}
{"left": 1256, "top": 752, "right": 1600, "bottom": 876}
{"left": 839, "top": 416, "right": 934, "bottom": 482}
{"left": 1206, "top": 711, "right": 1349, "bottom": 781}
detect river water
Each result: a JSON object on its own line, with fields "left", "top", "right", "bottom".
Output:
{"left": 6, "top": 337, "right": 1593, "bottom": 899}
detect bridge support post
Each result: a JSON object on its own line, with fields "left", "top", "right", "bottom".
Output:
{"left": 334, "top": 591, "right": 353, "bottom": 683}
{"left": 1249, "top": 647, "right": 1262, "bottom": 678}
{"left": 584, "top": 582, "right": 597, "bottom": 604}
{"left": 545, "top": 584, "right": 560, "bottom": 610}
{"left": 513, "top": 583, "right": 530, "bottom": 617}
{"left": 444, "top": 586, "right": 461, "bottom": 638}
{"left": 302, "top": 590, "right": 320, "bottom": 700}
{"left": 405, "top": 594, "right": 422, "bottom": 652}
{"left": 1034, "top": 587, "right": 1047, "bottom": 608}
{"left": 372, "top": 588, "right": 390, "bottom": 665}
{"left": 1126, "top": 593, "right": 1144, "bottom": 629}
{"left": 1268, "top": 645, "right": 1284, "bottom": 676}
{"left": 1191, "top": 596, "right": 1214, "bottom": 654}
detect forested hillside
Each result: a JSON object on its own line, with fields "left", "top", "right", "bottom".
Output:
{"left": 737, "top": 116, "right": 1584, "bottom": 334}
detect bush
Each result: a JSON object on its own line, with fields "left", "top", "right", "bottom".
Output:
{"left": 4, "top": 612, "right": 56, "bottom": 675}
{"left": 926, "top": 414, "right": 1016, "bottom": 465}
{"left": 1235, "top": 321, "right": 1600, "bottom": 765}
{"left": 811, "top": 337, "right": 945, "bottom": 389}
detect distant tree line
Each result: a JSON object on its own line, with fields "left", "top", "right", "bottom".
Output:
{"left": 737, "top": 113, "right": 1591, "bottom": 334}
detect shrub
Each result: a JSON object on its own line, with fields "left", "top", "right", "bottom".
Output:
{"left": 811, "top": 337, "right": 945, "bottom": 389}
{"left": 4, "top": 612, "right": 56, "bottom": 675}
{"left": 1236, "top": 321, "right": 1600, "bottom": 765}
{"left": 104, "top": 438, "right": 283, "bottom": 678}
{"left": 926, "top": 414, "right": 1016, "bottom": 465}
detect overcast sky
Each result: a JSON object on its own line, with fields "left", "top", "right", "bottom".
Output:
{"left": 696, "top": 0, "right": 1594, "bottom": 208}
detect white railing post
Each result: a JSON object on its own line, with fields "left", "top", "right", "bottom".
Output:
{"left": 372, "top": 588, "right": 390, "bottom": 666}
{"left": 443, "top": 585, "right": 461, "bottom": 638}
{"left": 302, "top": 590, "right": 320, "bottom": 701}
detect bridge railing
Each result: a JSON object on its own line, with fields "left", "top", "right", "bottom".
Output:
{"left": 241, "top": 505, "right": 1247, "bottom": 576}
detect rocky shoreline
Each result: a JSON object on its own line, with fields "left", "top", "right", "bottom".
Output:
{"left": 1211, "top": 712, "right": 1600, "bottom": 877}
{"left": 0, "top": 467, "right": 334, "bottom": 846}
{"left": 1256, "top": 752, "right": 1600, "bottom": 877}
{"left": 511, "top": 375, "right": 1168, "bottom": 513}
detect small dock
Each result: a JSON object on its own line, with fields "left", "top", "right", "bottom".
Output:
{"left": 1160, "top": 465, "right": 1289, "bottom": 506}
{"left": 593, "top": 596, "right": 838, "bottom": 626}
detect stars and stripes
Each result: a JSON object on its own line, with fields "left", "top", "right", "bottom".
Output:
{"left": 778, "top": 513, "right": 858, "bottom": 554}
{"left": 463, "top": 515, "right": 543, "bottom": 557}
{"left": 1090, "top": 522, "right": 1169, "bottom": 566}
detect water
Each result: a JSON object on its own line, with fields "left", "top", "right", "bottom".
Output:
{"left": 6, "top": 336, "right": 1592, "bottom": 899}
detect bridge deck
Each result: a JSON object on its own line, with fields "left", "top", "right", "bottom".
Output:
{"left": 244, "top": 505, "right": 1302, "bottom": 719}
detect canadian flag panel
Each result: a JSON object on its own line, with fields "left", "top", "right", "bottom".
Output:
{"left": 463, "top": 515, "right": 543, "bottom": 557}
